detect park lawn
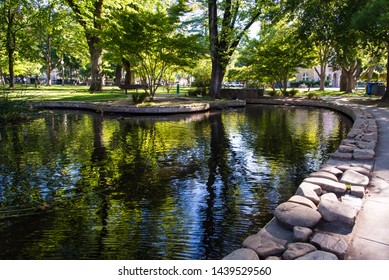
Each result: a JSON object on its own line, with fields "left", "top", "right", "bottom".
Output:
{"left": 1, "top": 84, "right": 189, "bottom": 102}
{"left": 2, "top": 84, "right": 377, "bottom": 104}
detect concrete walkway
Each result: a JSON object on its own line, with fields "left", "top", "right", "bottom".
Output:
{"left": 345, "top": 103, "right": 389, "bottom": 259}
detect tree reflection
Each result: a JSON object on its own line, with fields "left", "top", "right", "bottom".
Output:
{"left": 0, "top": 107, "right": 351, "bottom": 260}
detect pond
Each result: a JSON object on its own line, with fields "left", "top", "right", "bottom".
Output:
{"left": 0, "top": 105, "right": 352, "bottom": 260}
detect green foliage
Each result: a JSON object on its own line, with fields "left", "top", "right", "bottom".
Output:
{"left": 187, "top": 58, "right": 211, "bottom": 96}
{"left": 351, "top": 0, "right": 389, "bottom": 98}
{"left": 351, "top": 0, "right": 389, "bottom": 43}
{"left": 267, "top": 90, "right": 279, "bottom": 97}
{"left": 208, "top": 0, "right": 265, "bottom": 98}
{"left": 286, "top": 89, "right": 299, "bottom": 97}
{"left": 307, "top": 92, "right": 319, "bottom": 100}
{"left": 103, "top": 1, "right": 204, "bottom": 100}
{"left": 0, "top": 90, "right": 31, "bottom": 122}
{"left": 238, "top": 21, "right": 316, "bottom": 94}
{"left": 132, "top": 92, "right": 148, "bottom": 104}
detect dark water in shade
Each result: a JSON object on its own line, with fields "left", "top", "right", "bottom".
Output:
{"left": 0, "top": 105, "right": 352, "bottom": 260}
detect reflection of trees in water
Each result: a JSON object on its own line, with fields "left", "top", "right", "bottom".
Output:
{"left": 0, "top": 107, "right": 351, "bottom": 259}
{"left": 202, "top": 112, "right": 231, "bottom": 259}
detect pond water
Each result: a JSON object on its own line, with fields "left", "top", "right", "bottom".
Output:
{"left": 0, "top": 105, "right": 352, "bottom": 260}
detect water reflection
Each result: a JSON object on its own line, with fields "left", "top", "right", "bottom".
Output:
{"left": 0, "top": 105, "right": 352, "bottom": 259}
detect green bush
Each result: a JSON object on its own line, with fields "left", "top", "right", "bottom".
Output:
{"left": 132, "top": 92, "right": 148, "bottom": 104}
{"left": 288, "top": 89, "right": 299, "bottom": 97}
{"left": 187, "top": 87, "right": 207, "bottom": 97}
{"left": 0, "top": 91, "right": 31, "bottom": 122}
{"left": 307, "top": 92, "right": 319, "bottom": 100}
{"left": 268, "top": 90, "right": 279, "bottom": 97}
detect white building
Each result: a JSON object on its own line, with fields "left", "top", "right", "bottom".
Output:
{"left": 295, "top": 66, "right": 341, "bottom": 87}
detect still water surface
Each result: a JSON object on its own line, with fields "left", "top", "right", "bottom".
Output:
{"left": 0, "top": 105, "right": 352, "bottom": 259}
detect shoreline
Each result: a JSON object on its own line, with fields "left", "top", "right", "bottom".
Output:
{"left": 29, "top": 96, "right": 382, "bottom": 260}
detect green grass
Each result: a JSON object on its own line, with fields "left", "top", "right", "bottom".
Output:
{"left": 1, "top": 84, "right": 190, "bottom": 102}
{"left": 0, "top": 84, "right": 379, "bottom": 104}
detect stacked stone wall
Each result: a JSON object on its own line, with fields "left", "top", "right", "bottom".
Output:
{"left": 223, "top": 98, "right": 377, "bottom": 260}
{"left": 220, "top": 89, "right": 264, "bottom": 100}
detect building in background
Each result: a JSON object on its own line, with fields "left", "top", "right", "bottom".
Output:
{"left": 295, "top": 65, "right": 341, "bottom": 88}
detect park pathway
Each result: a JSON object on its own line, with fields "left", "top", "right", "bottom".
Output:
{"left": 344, "top": 102, "right": 389, "bottom": 259}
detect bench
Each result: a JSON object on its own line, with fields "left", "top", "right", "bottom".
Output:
{"left": 119, "top": 84, "right": 145, "bottom": 95}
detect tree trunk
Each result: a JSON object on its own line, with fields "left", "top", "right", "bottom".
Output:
{"left": 46, "top": 35, "right": 52, "bottom": 86}
{"left": 284, "top": 80, "right": 288, "bottom": 94}
{"left": 382, "top": 43, "right": 389, "bottom": 102}
{"left": 314, "top": 64, "right": 326, "bottom": 90}
{"left": 340, "top": 69, "right": 347, "bottom": 91}
{"left": 46, "top": 62, "right": 52, "bottom": 86}
{"left": 0, "top": 67, "right": 4, "bottom": 85}
{"left": 113, "top": 64, "right": 122, "bottom": 86}
{"left": 209, "top": 59, "right": 225, "bottom": 99}
{"left": 8, "top": 48, "right": 15, "bottom": 88}
{"left": 344, "top": 69, "right": 353, "bottom": 93}
{"left": 65, "top": 0, "right": 104, "bottom": 92}
{"left": 207, "top": 0, "right": 260, "bottom": 99}
{"left": 122, "top": 58, "right": 133, "bottom": 84}
{"left": 88, "top": 36, "right": 103, "bottom": 92}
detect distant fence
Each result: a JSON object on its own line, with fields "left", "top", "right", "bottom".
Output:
{"left": 220, "top": 88, "right": 264, "bottom": 100}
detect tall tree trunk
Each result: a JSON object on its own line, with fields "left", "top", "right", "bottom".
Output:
{"left": 345, "top": 70, "right": 354, "bottom": 93}
{"left": 314, "top": 64, "right": 326, "bottom": 90}
{"left": 314, "top": 45, "right": 330, "bottom": 91}
{"left": 8, "top": 48, "right": 15, "bottom": 88}
{"left": 88, "top": 35, "right": 103, "bottom": 92}
{"left": 382, "top": 43, "right": 389, "bottom": 102}
{"left": 209, "top": 59, "right": 225, "bottom": 99}
{"left": 282, "top": 79, "right": 288, "bottom": 94}
{"left": 122, "top": 58, "right": 133, "bottom": 84}
{"left": 113, "top": 64, "right": 122, "bottom": 86}
{"left": 207, "top": 1, "right": 260, "bottom": 99}
{"left": 342, "top": 62, "right": 358, "bottom": 94}
{"left": 340, "top": 69, "right": 347, "bottom": 91}
{"left": 46, "top": 35, "right": 52, "bottom": 86}
{"left": 0, "top": 67, "right": 4, "bottom": 85}
{"left": 208, "top": 0, "right": 220, "bottom": 99}
{"left": 7, "top": 24, "right": 16, "bottom": 88}
{"left": 65, "top": 0, "right": 104, "bottom": 92}
{"left": 46, "top": 62, "right": 52, "bottom": 86}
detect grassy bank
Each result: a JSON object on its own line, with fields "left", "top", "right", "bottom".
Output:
{"left": 1, "top": 84, "right": 376, "bottom": 104}
{"left": 1, "top": 84, "right": 189, "bottom": 102}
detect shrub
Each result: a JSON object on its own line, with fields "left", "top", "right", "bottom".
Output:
{"left": 132, "top": 92, "right": 149, "bottom": 104}
{"left": 289, "top": 89, "right": 299, "bottom": 97}
{"left": 187, "top": 87, "right": 207, "bottom": 97}
{"left": 0, "top": 91, "right": 31, "bottom": 122}
{"left": 268, "top": 90, "right": 278, "bottom": 97}
{"left": 307, "top": 92, "right": 318, "bottom": 100}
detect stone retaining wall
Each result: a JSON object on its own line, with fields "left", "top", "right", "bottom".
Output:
{"left": 220, "top": 89, "right": 264, "bottom": 100}
{"left": 28, "top": 100, "right": 246, "bottom": 115}
{"left": 223, "top": 98, "right": 377, "bottom": 260}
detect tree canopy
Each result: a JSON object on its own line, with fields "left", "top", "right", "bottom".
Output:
{"left": 103, "top": 1, "right": 204, "bottom": 100}
{"left": 238, "top": 21, "right": 315, "bottom": 94}
{"left": 0, "top": 0, "right": 388, "bottom": 99}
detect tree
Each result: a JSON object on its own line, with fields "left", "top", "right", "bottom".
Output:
{"left": 188, "top": 58, "right": 212, "bottom": 96}
{"left": 283, "top": 0, "right": 365, "bottom": 93}
{"left": 0, "top": 0, "right": 29, "bottom": 88}
{"left": 104, "top": 1, "right": 204, "bottom": 100}
{"left": 30, "top": 0, "right": 87, "bottom": 86}
{"left": 207, "top": 0, "right": 263, "bottom": 98}
{"left": 238, "top": 22, "right": 315, "bottom": 94}
{"left": 352, "top": 0, "right": 389, "bottom": 100}
{"left": 64, "top": 0, "right": 105, "bottom": 92}
{"left": 290, "top": 0, "right": 336, "bottom": 90}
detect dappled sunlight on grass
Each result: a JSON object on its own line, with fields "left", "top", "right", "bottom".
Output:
{"left": 1, "top": 85, "right": 190, "bottom": 103}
